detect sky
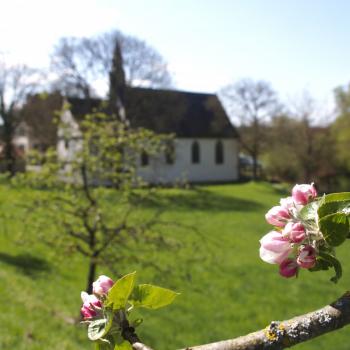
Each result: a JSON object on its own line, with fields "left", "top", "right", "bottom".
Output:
{"left": 1, "top": 0, "right": 350, "bottom": 113}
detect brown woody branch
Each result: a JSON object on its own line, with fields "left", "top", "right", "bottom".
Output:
{"left": 129, "top": 291, "right": 350, "bottom": 350}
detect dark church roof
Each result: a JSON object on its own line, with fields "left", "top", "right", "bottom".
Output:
{"left": 67, "top": 87, "right": 238, "bottom": 138}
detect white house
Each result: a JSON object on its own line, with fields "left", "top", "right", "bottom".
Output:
{"left": 58, "top": 87, "right": 239, "bottom": 184}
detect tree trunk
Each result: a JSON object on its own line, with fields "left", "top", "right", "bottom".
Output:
{"left": 252, "top": 155, "right": 258, "bottom": 181}
{"left": 3, "top": 123, "right": 16, "bottom": 177}
{"left": 86, "top": 258, "right": 97, "bottom": 294}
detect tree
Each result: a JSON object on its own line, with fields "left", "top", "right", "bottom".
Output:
{"left": 17, "top": 111, "right": 175, "bottom": 294}
{"left": 20, "top": 91, "right": 62, "bottom": 150}
{"left": 50, "top": 30, "right": 172, "bottom": 99}
{"left": 332, "top": 84, "right": 350, "bottom": 186}
{"left": 287, "top": 93, "right": 336, "bottom": 188}
{"left": 263, "top": 94, "right": 337, "bottom": 190}
{"left": 263, "top": 114, "right": 301, "bottom": 182}
{"left": 0, "top": 59, "right": 40, "bottom": 175}
{"left": 130, "top": 290, "right": 350, "bottom": 349}
{"left": 220, "top": 79, "right": 280, "bottom": 180}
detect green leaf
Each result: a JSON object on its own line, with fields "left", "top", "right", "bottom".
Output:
{"left": 88, "top": 316, "right": 112, "bottom": 341}
{"left": 319, "top": 213, "right": 349, "bottom": 247}
{"left": 114, "top": 341, "right": 132, "bottom": 350}
{"left": 324, "top": 192, "right": 350, "bottom": 203}
{"left": 95, "top": 338, "right": 114, "bottom": 350}
{"left": 318, "top": 200, "right": 350, "bottom": 219}
{"left": 310, "top": 251, "right": 342, "bottom": 283}
{"left": 107, "top": 272, "right": 136, "bottom": 310}
{"left": 130, "top": 284, "right": 179, "bottom": 309}
{"left": 299, "top": 200, "right": 319, "bottom": 221}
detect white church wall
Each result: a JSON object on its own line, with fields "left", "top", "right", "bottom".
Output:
{"left": 137, "top": 138, "right": 239, "bottom": 184}
{"left": 13, "top": 135, "right": 30, "bottom": 153}
{"left": 57, "top": 117, "right": 239, "bottom": 184}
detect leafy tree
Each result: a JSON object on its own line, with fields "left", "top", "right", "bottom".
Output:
{"left": 332, "top": 84, "right": 350, "bottom": 177}
{"left": 263, "top": 114, "right": 301, "bottom": 182}
{"left": 16, "top": 110, "right": 176, "bottom": 293}
{"left": 288, "top": 93, "right": 337, "bottom": 189}
{"left": 263, "top": 93, "right": 337, "bottom": 190}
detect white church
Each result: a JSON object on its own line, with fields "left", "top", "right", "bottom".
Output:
{"left": 57, "top": 87, "right": 239, "bottom": 184}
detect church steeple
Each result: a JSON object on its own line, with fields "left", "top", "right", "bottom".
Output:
{"left": 108, "top": 40, "right": 126, "bottom": 121}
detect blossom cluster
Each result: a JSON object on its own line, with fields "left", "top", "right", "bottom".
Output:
{"left": 81, "top": 275, "right": 114, "bottom": 319}
{"left": 259, "top": 183, "right": 321, "bottom": 278}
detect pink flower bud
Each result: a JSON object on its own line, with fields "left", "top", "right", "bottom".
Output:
{"left": 92, "top": 275, "right": 114, "bottom": 296}
{"left": 280, "top": 196, "right": 295, "bottom": 211}
{"left": 282, "top": 222, "right": 306, "bottom": 243}
{"left": 259, "top": 231, "right": 292, "bottom": 264}
{"left": 81, "top": 305, "right": 97, "bottom": 319}
{"left": 265, "top": 206, "right": 290, "bottom": 227}
{"left": 80, "top": 292, "right": 102, "bottom": 319}
{"left": 279, "top": 259, "right": 298, "bottom": 278}
{"left": 292, "top": 183, "right": 317, "bottom": 205}
{"left": 297, "top": 245, "right": 316, "bottom": 269}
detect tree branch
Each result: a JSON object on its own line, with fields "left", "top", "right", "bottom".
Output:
{"left": 120, "top": 318, "right": 154, "bottom": 350}
{"left": 180, "top": 291, "right": 350, "bottom": 350}
{"left": 132, "top": 343, "right": 154, "bottom": 350}
{"left": 129, "top": 291, "right": 350, "bottom": 350}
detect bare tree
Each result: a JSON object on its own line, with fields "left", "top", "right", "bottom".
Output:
{"left": 50, "top": 30, "right": 172, "bottom": 98}
{"left": 220, "top": 79, "right": 280, "bottom": 180}
{"left": 0, "top": 59, "right": 39, "bottom": 175}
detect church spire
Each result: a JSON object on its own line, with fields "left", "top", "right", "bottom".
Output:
{"left": 108, "top": 40, "right": 126, "bottom": 122}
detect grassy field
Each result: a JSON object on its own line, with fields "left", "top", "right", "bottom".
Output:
{"left": 1, "top": 181, "right": 350, "bottom": 350}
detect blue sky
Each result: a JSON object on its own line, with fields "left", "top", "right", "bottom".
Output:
{"left": 2, "top": 0, "right": 350, "bottom": 109}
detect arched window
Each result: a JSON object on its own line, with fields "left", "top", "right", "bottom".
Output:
{"left": 141, "top": 151, "right": 149, "bottom": 167}
{"left": 191, "top": 141, "right": 200, "bottom": 164}
{"left": 215, "top": 140, "right": 224, "bottom": 164}
{"left": 165, "top": 142, "right": 175, "bottom": 164}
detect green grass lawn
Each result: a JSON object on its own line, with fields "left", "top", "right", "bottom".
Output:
{"left": 1, "top": 181, "right": 350, "bottom": 349}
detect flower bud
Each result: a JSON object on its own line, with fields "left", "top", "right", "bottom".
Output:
{"left": 297, "top": 245, "right": 316, "bottom": 269}
{"left": 80, "top": 292, "right": 102, "bottom": 319}
{"left": 282, "top": 222, "right": 306, "bottom": 243}
{"left": 92, "top": 275, "right": 114, "bottom": 296}
{"left": 280, "top": 196, "right": 295, "bottom": 211}
{"left": 265, "top": 206, "right": 290, "bottom": 227}
{"left": 259, "top": 231, "right": 292, "bottom": 264}
{"left": 81, "top": 305, "right": 97, "bottom": 319}
{"left": 292, "top": 183, "right": 317, "bottom": 205}
{"left": 280, "top": 196, "right": 300, "bottom": 216}
{"left": 279, "top": 259, "right": 298, "bottom": 278}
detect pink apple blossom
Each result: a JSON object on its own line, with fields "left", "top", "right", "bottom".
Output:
{"left": 279, "top": 259, "right": 298, "bottom": 278}
{"left": 81, "top": 305, "right": 97, "bottom": 319}
{"left": 265, "top": 206, "right": 290, "bottom": 227}
{"left": 280, "top": 196, "right": 295, "bottom": 211}
{"left": 80, "top": 291, "right": 102, "bottom": 319}
{"left": 292, "top": 183, "right": 317, "bottom": 205}
{"left": 92, "top": 275, "right": 114, "bottom": 296}
{"left": 259, "top": 231, "right": 292, "bottom": 264}
{"left": 282, "top": 222, "right": 306, "bottom": 243}
{"left": 297, "top": 245, "right": 316, "bottom": 269}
